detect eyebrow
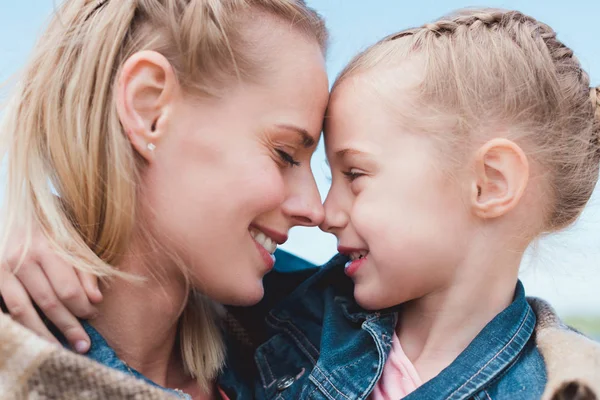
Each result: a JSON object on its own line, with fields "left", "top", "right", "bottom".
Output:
{"left": 276, "top": 124, "right": 316, "bottom": 148}
{"left": 335, "top": 148, "right": 367, "bottom": 158}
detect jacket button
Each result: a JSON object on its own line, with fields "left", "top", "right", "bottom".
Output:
{"left": 276, "top": 375, "right": 295, "bottom": 391}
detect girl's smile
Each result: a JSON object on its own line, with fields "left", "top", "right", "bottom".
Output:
{"left": 338, "top": 246, "right": 370, "bottom": 277}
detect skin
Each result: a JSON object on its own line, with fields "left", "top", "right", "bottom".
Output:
{"left": 0, "top": 14, "right": 329, "bottom": 396}
{"left": 322, "top": 64, "right": 535, "bottom": 383}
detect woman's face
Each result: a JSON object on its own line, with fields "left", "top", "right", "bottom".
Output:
{"left": 143, "top": 23, "right": 329, "bottom": 306}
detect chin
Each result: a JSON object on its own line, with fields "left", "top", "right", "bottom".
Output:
{"left": 354, "top": 284, "right": 391, "bottom": 311}
{"left": 221, "top": 281, "right": 265, "bottom": 306}
{"left": 354, "top": 287, "right": 377, "bottom": 310}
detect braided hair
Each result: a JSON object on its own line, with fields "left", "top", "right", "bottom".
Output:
{"left": 334, "top": 8, "right": 599, "bottom": 232}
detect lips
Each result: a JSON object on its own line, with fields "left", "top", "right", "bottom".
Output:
{"left": 249, "top": 228, "right": 277, "bottom": 254}
{"left": 249, "top": 225, "right": 287, "bottom": 271}
{"left": 252, "top": 224, "right": 288, "bottom": 245}
{"left": 344, "top": 257, "right": 367, "bottom": 277}
{"left": 338, "top": 246, "right": 369, "bottom": 277}
{"left": 338, "top": 246, "right": 369, "bottom": 260}
{"left": 348, "top": 250, "right": 368, "bottom": 261}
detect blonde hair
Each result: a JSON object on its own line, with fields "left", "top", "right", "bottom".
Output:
{"left": 0, "top": 0, "right": 326, "bottom": 390}
{"left": 335, "top": 9, "right": 600, "bottom": 233}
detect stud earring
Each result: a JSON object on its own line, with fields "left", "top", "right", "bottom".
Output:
{"left": 147, "top": 143, "right": 156, "bottom": 151}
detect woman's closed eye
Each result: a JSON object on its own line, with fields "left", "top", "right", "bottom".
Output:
{"left": 275, "top": 148, "right": 300, "bottom": 167}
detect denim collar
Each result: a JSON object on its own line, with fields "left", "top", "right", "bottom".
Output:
{"left": 402, "top": 280, "right": 536, "bottom": 400}
{"left": 304, "top": 258, "right": 535, "bottom": 400}
{"left": 62, "top": 322, "right": 191, "bottom": 400}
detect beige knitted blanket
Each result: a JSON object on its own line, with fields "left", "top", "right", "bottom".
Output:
{"left": 0, "top": 313, "right": 175, "bottom": 399}
{"left": 528, "top": 298, "right": 600, "bottom": 400}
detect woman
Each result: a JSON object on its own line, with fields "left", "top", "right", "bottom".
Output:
{"left": 0, "top": 0, "right": 328, "bottom": 398}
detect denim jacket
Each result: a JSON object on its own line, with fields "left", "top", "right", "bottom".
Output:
{"left": 219, "top": 250, "right": 548, "bottom": 399}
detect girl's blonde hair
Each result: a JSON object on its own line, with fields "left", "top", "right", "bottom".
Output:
{"left": 335, "top": 8, "right": 600, "bottom": 233}
{"left": 0, "top": 0, "right": 327, "bottom": 390}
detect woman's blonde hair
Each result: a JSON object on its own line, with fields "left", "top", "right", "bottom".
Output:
{"left": 0, "top": 0, "right": 327, "bottom": 389}
{"left": 335, "top": 8, "right": 600, "bottom": 233}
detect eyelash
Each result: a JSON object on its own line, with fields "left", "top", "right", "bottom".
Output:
{"left": 342, "top": 169, "right": 365, "bottom": 182}
{"left": 275, "top": 149, "right": 300, "bottom": 167}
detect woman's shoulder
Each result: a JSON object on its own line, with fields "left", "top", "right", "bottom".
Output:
{"left": 0, "top": 313, "right": 174, "bottom": 399}
{"left": 528, "top": 297, "right": 600, "bottom": 400}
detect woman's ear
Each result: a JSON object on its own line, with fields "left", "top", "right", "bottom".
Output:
{"left": 469, "top": 138, "right": 529, "bottom": 219}
{"left": 116, "top": 50, "right": 176, "bottom": 162}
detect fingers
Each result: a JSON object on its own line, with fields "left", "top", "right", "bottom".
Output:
{"left": 76, "top": 269, "right": 103, "bottom": 305}
{"left": 16, "top": 262, "right": 91, "bottom": 353}
{"left": 40, "top": 251, "right": 99, "bottom": 319}
{"left": 0, "top": 267, "right": 59, "bottom": 345}
{"left": 1, "top": 228, "right": 97, "bottom": 353}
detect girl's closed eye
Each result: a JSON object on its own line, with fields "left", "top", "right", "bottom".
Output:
{"left": 343, "top": 168, "right": 367, "bottom": 182}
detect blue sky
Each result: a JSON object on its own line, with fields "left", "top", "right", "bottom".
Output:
{"left": 1, "top": 1, "right": 599, "bottom": 315}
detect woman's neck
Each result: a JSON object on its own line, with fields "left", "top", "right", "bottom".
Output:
{"left": 397, "top": 238, "right": 524, "bottom": 383}
{"left": 91, "top": 251, "right": 190, "bottom": 389}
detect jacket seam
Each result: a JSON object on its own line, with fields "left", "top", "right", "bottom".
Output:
{"left": 267, "top": 314, "right": 319, "bottom": 363}
{"left": 306, "top": 383, "right": 320, "bottom": 399}
{"left": 360, "top": 320, "right": 388, "bottom": 399}
{"left": 256, "top": 351, "right": 275, "bottom": 388}
{"left": 331, "top": 357, "right": 368, "bottom": 374}
{"left": 448, "top": 306, "right": 532, "bottom": 399}
{"left": 311, "top": 365, "right": 352, "bottom": 400}
{"left": 309, "top": 371, "right": 343, "bottom": 400}
{"left": 482, "top": 344, "right": 526, "bottom": 389}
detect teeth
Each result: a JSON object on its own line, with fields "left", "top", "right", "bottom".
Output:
{"left": 249, "top": 228, "right": 277, "bottom": 254}
{"left": 349, "top": 251, "right": 369, "bottom": 261}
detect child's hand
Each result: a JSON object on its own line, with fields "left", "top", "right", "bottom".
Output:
{"left": 0, "top": 228, "right": 102, "bottom": 353}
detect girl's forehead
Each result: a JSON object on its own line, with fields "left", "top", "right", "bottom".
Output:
{"left": 326, "top": 72, "right": 420, "bottom": 134}
{"left": 329, "top": 63, "right": 424, "bottom": 107}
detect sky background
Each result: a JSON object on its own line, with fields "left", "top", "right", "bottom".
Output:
{"left": 1, "top": 1, "right": 599, "bottom": 316}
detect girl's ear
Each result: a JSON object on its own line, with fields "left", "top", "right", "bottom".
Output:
{"left": 469, "top": 138, "right": 529, "bottom": 219}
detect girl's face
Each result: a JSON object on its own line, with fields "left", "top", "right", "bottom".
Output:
{"left": 321, "top": 71, "right": 473, "bottom": 310}
{"left": 143, "top": 24, "right": 329, "bottom": 306}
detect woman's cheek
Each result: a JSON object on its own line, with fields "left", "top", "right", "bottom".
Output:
{"left": 244, "top": 164, "right": 287, "bottom": 211}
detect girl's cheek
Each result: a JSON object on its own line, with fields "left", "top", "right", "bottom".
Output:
{"left": 351, "top": 194, "right": 381, "bottom": 236}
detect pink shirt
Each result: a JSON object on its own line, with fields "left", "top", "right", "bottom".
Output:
{"left": 369, "top": 330, "right": 422, "bottom": 400}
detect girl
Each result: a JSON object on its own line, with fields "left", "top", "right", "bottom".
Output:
{"left": 0, "top": 0, "right": 329, "bottom": 398}
{"left": 315, "top": 8, "right": 600, "bottom": 398}
{"left": 4, "top": 6, "right": 600, "bottom": 400}
{"left": 214, "top": 7, "right": 600, "bottom": 399}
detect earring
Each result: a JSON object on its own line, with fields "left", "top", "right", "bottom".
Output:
{"left": 147, "top": 143, "right": 156, "bottom": 151}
